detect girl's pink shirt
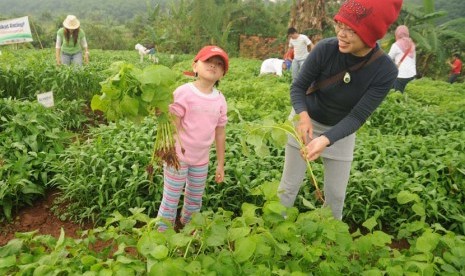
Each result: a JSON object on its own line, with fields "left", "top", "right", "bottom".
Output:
{"left": 169, "top": 83, "right": 228, "bottom": 165}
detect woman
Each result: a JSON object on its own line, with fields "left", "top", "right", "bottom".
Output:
{"left": 55, "top": 15, "right": 89, "bottom": 66}
{"left": 388, "top": 25, "right": 417, "bottom": 92}
{"left": 278, "top": 0, "right": 402, "bottom": 220}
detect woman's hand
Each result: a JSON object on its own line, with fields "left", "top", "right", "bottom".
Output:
{"left": 84, "top": 51, "right": 89, "bottom": 64}
{"left": 301, "top": 135, "right": 330, "bottom": 161}
{"left": 296, "top": 112, "right": 313, "bottom": 145}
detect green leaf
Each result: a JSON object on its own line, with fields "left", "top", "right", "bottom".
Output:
{"left": 184, "top": 261, "right": 202, "bottom": 275}
{"left": 256, "top": 143, "right": 270, "bottom": 158}
{"left": 55, "top": 228, "right": 65, "bottom": 250}
{"left": 149, "top": 258, "right": 187, "bottom": 276}
{"left": 140, "top": 84, "right": 156, "bottom": 103}
{"left": 0, "top": 255, "right": 16, "bottom": 268}
{"left": 412, "top": 203, "right": 426, "bottom": 217}
{"left": 150, "top": 245, "right": 169, "bottom": 260}
{"left": 386, "top": 265, "right": 404, "bottom": 276}
{"left": 228, "top": 227, "right": 250, "bottom": 241}
{"left": 362, "top": 213, "right": 379, "bottom": 232}
{"left": 300, "top": 196, "right": 316, "bottom": 210}
{"left": 397, "top": 190, "right": 419, "bottom": 204}
{"left": 241, "top": 203, "right": 259, "bottom": 220}
{"left": 169, "top": 233, "right": 192, "bottom": 247}
{"left": 246, "top": 133, "right": 262, "bottom": 148}
{"left": 90, "top": 94, "right": 108, "bottom": 112}
{"left": 101, "top": 82, "right": 121, "bottom": 99}
{"left": 151, "top": 85, "right": 173, "bottom": 111}
{"left": 370, "top": 231, "right": 392, "bottom": 247}
{"left": 81, "top": 255, "right": 98, "bottom": 266}
{"left": 120, "top": 95, "right": 139, "bottom": 117}
{"left": 264, "top": 201, "right": 286, "bottom": 215}
{"left": 415, "top": 231, "right": 440, "bottom": 253}
{"left": 270, "top": 127, "right": 287, "bottom": 146}
{"left": 137, "top": 232, "right": 157, "bottom": 257}
{"left": 233, "top": 236, "right": 256, "bottom": 263}
{"left": 135, "top": 65, "right": 176, "bottom": 91}
{"left": 205, "top": 224, "right": 227, "bottom": 247}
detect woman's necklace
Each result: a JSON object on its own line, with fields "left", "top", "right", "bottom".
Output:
{"left": 343, "top": 72, "right": 351, "bottom": 84}
{"left": 343, "top": 49, "right": 377, "bottom": 84}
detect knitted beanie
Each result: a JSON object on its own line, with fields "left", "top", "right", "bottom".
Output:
{"left": 334, "top": 0, "right": 403, "bottom": 48}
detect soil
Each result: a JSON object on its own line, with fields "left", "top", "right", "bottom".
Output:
{"left": 0, "top": 106, "right": 106, "bottom": 247}
{"left": 0, "top": 189, "right": 411, "bottom": 251}
{"left": 0, "top": 189, "right": 94, "bottom": 247}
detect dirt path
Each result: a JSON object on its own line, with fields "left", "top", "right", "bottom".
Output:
{"left": 0, "top": 190, "right": 93, "bottom": 246}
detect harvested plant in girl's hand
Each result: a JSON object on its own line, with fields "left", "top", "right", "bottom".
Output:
{"left": 90, "top": 62, "right": 179, "bottom": 180}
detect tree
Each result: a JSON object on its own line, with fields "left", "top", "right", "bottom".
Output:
{"left": 288, "top": 0, "right": 327, "bottom": 43}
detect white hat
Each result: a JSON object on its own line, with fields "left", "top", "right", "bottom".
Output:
{"left": 63, "top": 15, "right": 80, "bottom": 30}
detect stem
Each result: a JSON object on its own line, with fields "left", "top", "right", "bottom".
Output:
{"left": 194, "top": 242, "right": 203, "bottom": 260}
{"left": 184, "top": 238, "right": 193, "bottom": 259}
{"left": 248, "top": 125, "right": 324, "bottom": 203}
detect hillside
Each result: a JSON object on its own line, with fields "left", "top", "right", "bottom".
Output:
{"left": 404, "top": 0, "right": 464, "bottom": 21}
{"left": 2, "top": 0, "right": 463, "bottom": 24}
{"left": 0, "top": 0, "right": 168, "bottom": 23}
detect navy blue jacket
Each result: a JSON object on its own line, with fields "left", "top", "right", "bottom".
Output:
{"left": 291, "top": 37, "right": 398, "bottom": 144}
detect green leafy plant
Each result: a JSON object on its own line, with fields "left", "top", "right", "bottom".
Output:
{"left": 0, "top": 98, "right": 72, "bottom": 221}
{"left": 91, "top": 62, "right": 175, "bottom": 122}
{"left": 91, "top": 62, "right": 181, "bottom": 173}
{"left": 242, "top": 118, "right": 324, "bottom": 203}
{"left": 2, "top": 183, "right": 465, "bottom": 275}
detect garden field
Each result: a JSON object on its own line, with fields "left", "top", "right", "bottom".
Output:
{"left": 0, "top": 48, "right": 465, "bottom": 275}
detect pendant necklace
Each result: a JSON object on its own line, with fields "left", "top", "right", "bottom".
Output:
{"left": 343, "top": 72, "right": 351, "bottom": 84}
{"left": 343, "top": 55, "right": 352, "bottom": 84}
{"left": 343, "top": 48, "right": 376, "bottom": 85}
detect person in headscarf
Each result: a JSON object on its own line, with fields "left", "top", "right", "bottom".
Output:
{"left": 388, "top": 25, "right": 417, "bottom": 93}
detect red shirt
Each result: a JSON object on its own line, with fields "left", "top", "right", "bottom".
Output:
{"left": 451, "top": 58, "right": 462, "bottom": 75}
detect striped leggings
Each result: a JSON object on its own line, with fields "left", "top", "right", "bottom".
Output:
{"left": 157, "top": 161, "right": 208, "bottom": 230}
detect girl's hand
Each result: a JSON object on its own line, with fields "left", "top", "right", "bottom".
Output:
{"left": 300, "top": 135, "right": 330, "bottom": 161}
{"left": 215, "top": 166, "right": 224, "bottom": 183}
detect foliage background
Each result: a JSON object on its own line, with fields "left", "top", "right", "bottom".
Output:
{"left": 1, "top": 0, "right": 464, "bottom": 79}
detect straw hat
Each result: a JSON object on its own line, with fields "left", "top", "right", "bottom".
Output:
{"left": 63, "top": 15, "right": 80, "bottom": 30}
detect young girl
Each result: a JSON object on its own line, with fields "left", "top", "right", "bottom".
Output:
{"left": 157, "top": 45, "right": 229, "bottom": 231}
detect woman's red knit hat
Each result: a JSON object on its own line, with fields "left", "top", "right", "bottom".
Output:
{"left": 334, "top": 0, "right": 403, "bottom": 48}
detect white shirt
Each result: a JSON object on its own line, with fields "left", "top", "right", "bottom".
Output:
{"left": 289, "top": 34, "right": 312, "bottom": 60}
{"left": 388, "top": 43, "right": 416, "bottom": 78}
{"left": 260, "top": 58, "right": 285, "bottom": 76}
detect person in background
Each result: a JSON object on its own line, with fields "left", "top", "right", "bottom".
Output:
{"left": 55, "top": 15, "right": 89, "bottom": 66}
{"left": 388, "top": 25, "right": 416, "bottom": 93}
{"left": 278, "top": 0, "right": 402, "bottom": 220}
{"left": 259, "top": 58, "right": 292, "bottom": 77}
{"left": 135, "top": 42, "right": 159, "bottom": 63}
{"left": 287, "top": 27, "right": 313, "bottom": 79}
{"left": 157, "top": 46, "right": 229, "bottom": 232}
{"left": 283, "top": 48, "right": 294, "bottom": 62}
{"left": 447, "top": 53, "right": 462, "bottom": 84}
{"left": 146, "top": 43, "right": 158, "bottom": 63}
